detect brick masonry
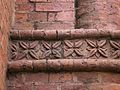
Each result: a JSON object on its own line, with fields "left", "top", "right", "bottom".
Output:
{"left": 0, "top": 0, "right": 14, "bottom": 90}
{"left": 7, "top": 0, "right": 120, "bottom": 90}
{"left": 76, "top": 0, "right": 120, "bottom": 29}
{"left": 7, "top": 72, "right": 120, "bottom": 90}
{"left": 13, "top": 0, "right": 75, "bottom": 30}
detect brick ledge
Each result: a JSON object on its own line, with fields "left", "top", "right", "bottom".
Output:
{"left": 8, "top": 59, "right": 120, "bottom": 73}
{"left": 10, "top": 29, "right": 120, "bottom": 40}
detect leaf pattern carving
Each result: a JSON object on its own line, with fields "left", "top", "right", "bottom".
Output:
{"left": 42, "top": 41, "right": 62, "bottom": 59}
{"left": 64, "top": 40, "right": 83, "bottom": 58}
{"left": 110, "top": 41, "right": 120, "bottom": 49}
{"left": 86, "top": 40, "right": 107, "bottom": 58}
{"left": 10, "top": 39, "right": 120, "bottom": 60}
{"left": 18, "top": 41, "right": 39, "bottom": 60}
{"left": 19, "top": 42, "right": 28, "bottom": 49}
{"left": 64, "top": 40, "right": 73, "bottom": 48}
{"left": 42, "top": 41, "right": 51, "bottom": 50}
{"left": 11, "top": 43, "right": 18, "bottom": 59}
{"left": 30, "top": 41, "right": 39, "bottom": 49}
{"left": 110, "top": 41, "right": 120, "bottom": 59}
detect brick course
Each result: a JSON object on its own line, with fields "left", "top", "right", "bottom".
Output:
{"left": 7, "top": 72, "right": 120, "bottom": 90}
{"left": 13, "top": 0, "right": 75, "bottom": 30}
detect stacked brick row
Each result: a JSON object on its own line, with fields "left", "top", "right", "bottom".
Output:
{"left": 0, "top": 0, "right": 14, "bottom": 90}
{"left": 13, "top": 0, "right": 75, "bottom": 30}
{"left": 7, "top": 72, "right": 120, "bottom": 90}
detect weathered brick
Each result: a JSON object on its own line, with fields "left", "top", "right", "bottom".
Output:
{"left": 35, "top": 84, "right": 57, "bottom": 90}
{"left": 16, "top": 0, "right": 29, "bottom": 3}
{"left": 61, "top": 85, "right": 86, "bottom": 90}
{"left": 48, "top": 11, "right": 75, "bottom": 22}
{"left": 55, "top": 11, "right": 75, "bottom": 22}
{"left": 76, "top": 0, "right": 120, "bottom": 29}
{"left": 7, "top": 73, "right": 24, "bottom": 87}
{"left": 15, "top": 13, "right": 28, "bottom": 22}
{"left": 13, "top": 22, "right": 34, "bottom": 30}
{"left": 0, "top": 0, "right": 14, "bottom": 89}
{"left": 48, "top": 0, "right": 75, "bottom": 3}
{"left": 99, "top": 72, "right": 120, "bottom": 84}
{"left": 30, "top": 0, "right": 47, "bottom": 2}
{"left": 36, "top": 22, "right": 74, "bottom": 29}
{"left": 49, "top": 73, "right": 73, "bottom": 83}
{"left": 28, "top": 12, "right": 47, "bottom": 22}
{"left": 35, "top": 2, "right": 74, "bottom": 12}
{"left": 15, "top": 3, "right": 34, "bottom": 12}
{"left": 24, "top": 73, "right": 49, "bottom": 83}
{"left": 7, "top": 84, "right": 33, "bottom": 90}
{"left": 72, "top": 72, "right": 99, "bottom": 84}
{"left": 87, "top": 84, "right": 120, "bottom": 90}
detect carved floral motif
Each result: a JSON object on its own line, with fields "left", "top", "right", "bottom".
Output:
{"left": 86, "top": 40, "right": 107, "bottom": 58}
{"left": 11, "top": 43, "right": 18, "bottom": 60}
{"left": 64, "top": 40, "right": 83, "bottom": 58}
{"left": 110, "top": 41, "right": 120, "bottom": 59}
{"left": 41, "top": 41, "right": 62, "bottom": 59}
{"left": 18, "top": 41, "right": 39, "bottom": 60}
{"left": 10, "top": 39, "right": 120, "bottom": 60}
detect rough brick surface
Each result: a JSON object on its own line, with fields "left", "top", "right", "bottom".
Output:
{"left": 0, "top": 0, "right": 14, "bottom": 89}
{"left": 76, "top": 0, "right": 120, "bottom": 29}
{"left": 12, "top": 0, "right": 75, "bottom": 30}
{"left": 7, "top": 72, "right": 120, "bottom": 90}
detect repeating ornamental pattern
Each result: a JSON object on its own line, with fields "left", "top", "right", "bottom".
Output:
{"left": 41, "top": 41, "right": 62, "bottom": 59}
{"left": 110, "top": 40, "right": 120, "bottom": 59}
{"left": 10, "top": 39, "right": 120, "bottom": 60}
{"left": 86, "top": 40, "right": 108, "bottom": 58}
{"left": 11, "top": 41, "right": 39, "bottom": 60}
{"left": 64, "top": 40, "right": 84, "bottom": 58}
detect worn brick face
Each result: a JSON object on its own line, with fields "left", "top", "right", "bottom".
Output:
{"left": 12, "top": 0, "right": 75, "bottom": 30}
{"left": 0, "top": 0, "right": 14, "bottom": 89}
{"left": 76, "top": 0, "right": 120, "bottom": 29}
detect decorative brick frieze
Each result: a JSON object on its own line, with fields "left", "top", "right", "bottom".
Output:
{"left": 9, "top": 29, "right": 120, "bottom": 60}
{"left": 9, "top": 39, "right": 120, "bottom": 60}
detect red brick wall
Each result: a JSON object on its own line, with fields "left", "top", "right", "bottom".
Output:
{"left": 76, "top": 0, "right": 120, "bottom": 29}
{"left": 7, "top": 0, "right": 120, "bottom": 90}
{"left": 0, "top": 0, "right": 14, "bottom": 89}
{"left": 7, "top": 72, "right": 120, "bottom": 90}
{"left": 12, "top": 0, "right": 75, "bottom": 30}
